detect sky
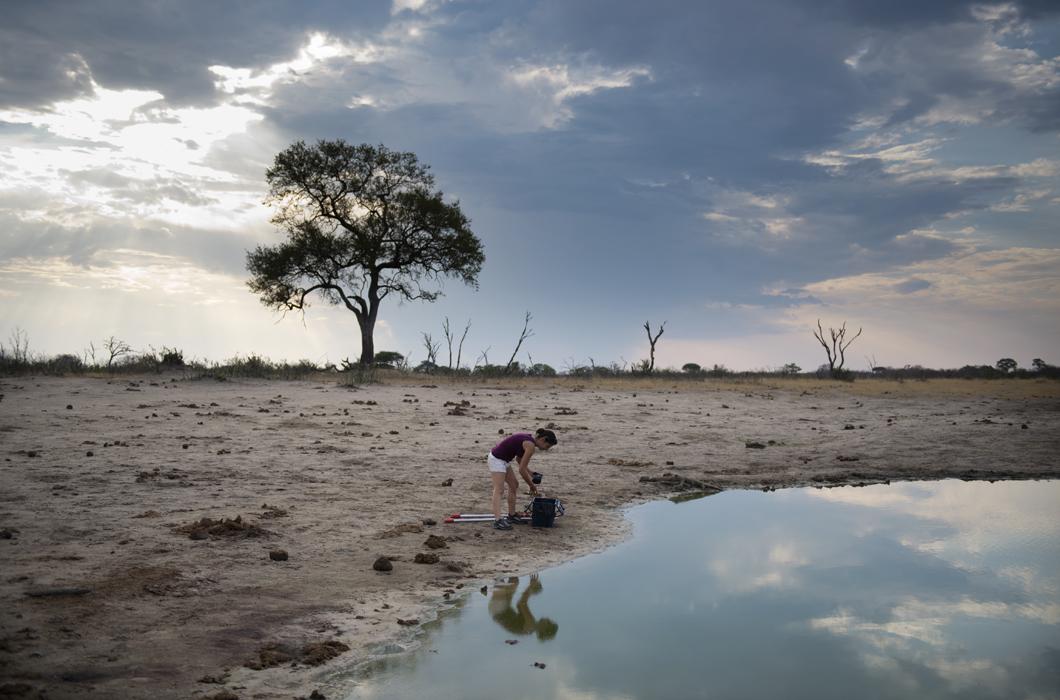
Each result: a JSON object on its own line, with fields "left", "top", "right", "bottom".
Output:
{"left": 1, "top": 0, "right": 1058, "bottom": 372}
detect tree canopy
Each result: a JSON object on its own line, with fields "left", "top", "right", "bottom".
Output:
{"left": 246, "top": 141, "right": 484, "bottom": 364}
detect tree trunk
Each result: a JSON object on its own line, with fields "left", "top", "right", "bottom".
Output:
{"left": 358, "top": 316, "right": 375, "bottom": 365}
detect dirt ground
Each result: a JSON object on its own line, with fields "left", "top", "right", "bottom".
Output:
{"left": 1, "top": 374, "right": 1058, "bottom": 699}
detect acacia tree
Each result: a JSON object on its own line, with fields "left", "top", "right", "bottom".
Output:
{"left": 246, "top": 141, "right": 485, "bottom": 365}
{"left": 813, "top": 320, "right": 862, "bottom": 378}
{"left": 996, "top": 358, "right": 1017, "bottom": 373}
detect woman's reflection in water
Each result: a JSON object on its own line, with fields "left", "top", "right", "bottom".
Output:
{"left": 488, "top": 574, "right": 559, "bottom": 641}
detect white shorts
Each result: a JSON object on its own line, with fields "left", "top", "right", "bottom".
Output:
{"left": 487, "top": 452, "right": 512, "bottom": 473}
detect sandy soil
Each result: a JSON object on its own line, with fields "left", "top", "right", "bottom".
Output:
{"left": 1, "top": 375, "right": 1058, "bottom": 699}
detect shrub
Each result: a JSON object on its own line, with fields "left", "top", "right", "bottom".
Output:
{"left": 47, "top": 353, "right": 85, "bottom": 375}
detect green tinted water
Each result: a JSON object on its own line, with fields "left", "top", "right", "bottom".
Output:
{"left": 346, "top": 480, "right": 1060, "bottom": 700}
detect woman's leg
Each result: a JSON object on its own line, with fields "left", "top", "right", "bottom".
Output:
{"left": 505, "top": 467, "right": 519, "bottom": 516}
{"left": 491, "top": 472, "right": 507, "bottom": 519}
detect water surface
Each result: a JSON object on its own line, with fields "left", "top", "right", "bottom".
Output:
{"left": 346, "top": 480, "right": 1060, "bottom": 700}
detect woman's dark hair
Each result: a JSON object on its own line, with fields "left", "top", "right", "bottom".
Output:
{"left": 535, "top": 428, "right": 558, "bottom": 445}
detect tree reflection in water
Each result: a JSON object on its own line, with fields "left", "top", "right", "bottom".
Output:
{"left": 488, "top": 574, "right": 558, "bottom": 641}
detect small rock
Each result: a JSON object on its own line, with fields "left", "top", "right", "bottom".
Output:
{"left": 843, "top": 424, "right": 855, "bottom": 430}
{"left": 66, "top": 404, "right": 73, "bottom": 410}
{"left": 26, "top": 450, "right": 37, "bottom": 458}
{"left": 424, "top": 535, "right": 447, "bottom": 549}
{"left": 373, "top": 556, "right": 393, "bottom": 572}
{"left": 182, "top": 444, "right": 189, "bottom": 449}
{"left": 86, "top": 451, "right": 94, "bottom": 457}
{"left": 1021, "top": 424, "right": 1029, "bottom": 429}
{"left": 745, "top": 441, "right": 766, "bottom": 449}
{"left": 396, "top": 618, "right": 419, "bottom": 626}
{"left": 665, "top": 460, "right": 674, "bottom": 465}
{"left": 269, "top": 549, "right": 288, "bottom": 562}
{"left": 421, "top": 518, "right": 437, "bottom": 526}
{"left": 505, "top": 639, "right": 518, "bottom": 645}
{"left": 414, "top": 553, "right": 439, "bottom": 564}
{"left": 533, "top": 661, "right": 547, "bottom": 669}
{"left": 439, "top": 478, "right": 453, "bottom": 487}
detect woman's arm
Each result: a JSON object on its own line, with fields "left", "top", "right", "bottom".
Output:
{"left": 518, "top": 442, "right": 538, "bottom": 494}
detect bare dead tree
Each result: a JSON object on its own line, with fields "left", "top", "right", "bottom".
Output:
{"left": 5, "top": 327, "right": 30, "bottom": 363}
{"left": 476, "top": 346, "right": 491, "bottom": 369}
{"left": 103, "top": 336, "right": 133, "bottom": 370}
{"left": 643, "top": 321, "right": 666, "bottom": 373}
{"left": 455, "top": 319, "right": 471, "bottom": 371}
{"left": 420, "top": 332, "right": 440, "bottom": 372}
{"left": 442, "top": 317, "right": 454, "bottom": 371}
{"left": 82, "top": 341, "right": 98, "bottom": 367}
{"left": 813, "top": 320, "right": 863, "bottom": 377}
{"left": 504, "top": 311, "right": 534, "bottom": 374}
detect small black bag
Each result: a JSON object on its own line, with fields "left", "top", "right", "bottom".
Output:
{"left": 530, "top": 497, "right": 560, "bottom": 527}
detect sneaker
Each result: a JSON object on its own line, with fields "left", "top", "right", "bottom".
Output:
{"left": 507, "top": 513, "right": 527, "bottom": 524}
{"left": 493, "top": 516, "right": 513, "bottom": 530}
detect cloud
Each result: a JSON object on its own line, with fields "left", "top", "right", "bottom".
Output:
{"left": 892, "top": 278, "right": 932, "bottom": 293}
{"left": 1, "top": 0, "right": 1057, "bottom": 368}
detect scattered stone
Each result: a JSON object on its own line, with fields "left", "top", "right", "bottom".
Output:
{"left": 665, "top": 460, "right": 674, "bottom": 466}
{"left": 424, "top": 535, "right": 447, "bottom": 550}
{"left": 302, "top": 640, "right": 349, "bottom": 666}
{"left": 373, "top": 557, "right": 393, "bottom": 572}
{"left": 198, "top": 675, "right": 226, "bottom": 684}
{"left": 66, "top": 404, "right": 73, "bottom": 410}
{"left": 439, "top": 478, "right": 453, "bottom": 487}
{"left": 745, "top": 441, "right": 766, "bottom": 449}
{"left": 414, "top": 553, "right": 439, "bottom": 564}
{"left": 25, "top": 450, "right": 37, "bottom": 458}
{"left": 533, "top": 662, "right": 547, "bottom": 669}
{"left": 132, "top": 510, "right": 161, "bottom": 518}
{"left": 0, "top": 528, "right": 17, "bottom": 539}
{"left": 174, "top": 516, "right": 271, "bottom": 540}
{"left": 182, "top": 444, "right": 189, "bottom": 449}
{"left": 1022, "top": 424, "right": 1029, "bottom": 429}
{"left": 422, "top": 518, "right": 437, "bottom": 526}
{"left": 396, "top": 618, "right": 420, "bottom": 626}
{"left": 836, "top": 455, "right": 860, "bottom": 462}
{"left": 269, "top": 549, "right": 289, "bottom": 562}
{"left": 505, "top": 639, "right": 518, "bottom": 645}
{"left": 843, "top": 424, "right": 855, "bottom": 430}
{"left": 85, "top": 451, "right": 93, "bottom": 457}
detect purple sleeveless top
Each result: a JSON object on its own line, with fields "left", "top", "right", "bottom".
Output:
{"left": 491, "top": 433, "right": 533, "bottom": 462}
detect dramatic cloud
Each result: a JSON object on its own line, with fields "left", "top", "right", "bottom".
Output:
{"left": 1, "top": 0, "right": 1057, "bottom": 367}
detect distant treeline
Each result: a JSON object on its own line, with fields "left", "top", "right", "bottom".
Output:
{"left": 1, "top": 340, "right": 1057, "bottom": 382}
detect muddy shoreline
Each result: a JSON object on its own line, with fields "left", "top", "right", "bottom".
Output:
{"left": 1, "top": 375, "right": 1058, "bottom": 699}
